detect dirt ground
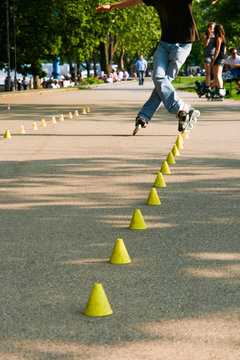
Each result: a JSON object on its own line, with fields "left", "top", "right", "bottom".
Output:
{"left": 0, "top": 79, "right": 240, "bottom": 359}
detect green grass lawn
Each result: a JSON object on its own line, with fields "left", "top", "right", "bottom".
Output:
{"left": 172, "top": 76, "right": 240, "bottom": 100}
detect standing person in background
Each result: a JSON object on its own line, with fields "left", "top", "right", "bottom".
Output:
{"left": 22, "top": 77, "right": 28, "bottom": 90}
{"left": 136, "top": 55, "right": 148, "bottom": 85}
{"left": 17, "top": 78, "right": 22, "bottom": 91}
{"left": 202, "top": 22, "right": 215, "bottom": 98}
{"left": 211, "top": 24, "right": 226, "bottom": 100}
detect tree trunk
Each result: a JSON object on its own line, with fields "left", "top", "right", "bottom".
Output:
{"left": 33, "top": 75, "right": 41, "bottom": 89}
{"left": 86, "top": 59, "right": 91, "bottom": 78}
{"left": 93, "top": 56, "right": 97, "bottom": 77}
{"left": 119, "top": 45, "right": 125, "bottom": 70}
{"left": 104, "top": 33, "right": 119, "bottom": 73}
{"left": 99, "top": 42, "right": 107, "bottom": 73}
{"left": 69, "top": 62, "right": 75, "bottom": 80}
{"left": 104, "top": 36, "right": 110, "bottom": 73}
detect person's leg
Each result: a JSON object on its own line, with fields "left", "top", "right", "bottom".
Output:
{"left": 136, "top": 41, "right": 191, "bottom": 125}
{"left": 204, "top": 62, "right": 211, "bottom": 87}
{"left": 137, "top": 41, "right": 169, "bottom": 122}
{"left": 213, "top": 64, "right": 225, "bottom": 97}
{"left": 139, "top": 71, "right": 144, "bottom": 85}
{"left": 218, "top": 67, "right": 224, "bottom": 89}
{"left": 161, "top": 42, "right": 192, "bottom": 114}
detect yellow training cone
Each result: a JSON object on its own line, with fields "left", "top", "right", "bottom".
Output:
{"left": 147, "top": 187, "right": 161, "bottom": 205}
{"left": 19, "top": 125, "right": 25, "bottom": 134}
{"left": 40, "top": 119, "right": 46, "bottom": 127}
{"left": 82, "top": 108, "right": 86, "bottom": 115}
{"left": 172, "top": 145, "right": 180, "bottom": 157}
{"left": 166, "top": 151, "right": 176, "bottom": 164}
{"left": 109, "top": 238, "right": 131, "bottom": 264}
{"left": 86, "top": 107, "right": 90, "bottom": 113}
{"left": 59, "top": 114, "right": 64, "bottom": 121}
{"left": 160, "top": 160, "right": 171, "bottom": 175}
{"left": 4, "top": 129, "right": 11, "bottom": 139}
{"left": 154, "top": 172, "right": 166, "bottom": 187}
{"left": 181, "top": 130, "right": 189, "bottom": 139}
{"left": 68, "top": 112, "right": 73, "bottom": 119}
{"left": 32, "top": 122, "right": 37, "bottom": 130}
{"left": 176, "top": 134, "right": 184, "bottom": 149}
{"left": 51, "top": 116, "right": 56, "bottom": 124}
{"left": 83, "top": 283, "right": 113, "bottom": 317}
{"left": 129, "top": 209, "right": 147, "bottom": 230}
{"left": 74, "top": 110, "right": 79, "bottom": 117}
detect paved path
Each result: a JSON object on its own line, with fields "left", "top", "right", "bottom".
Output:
{"left": 0, "top": 80, "right": 240, "bottom": 359}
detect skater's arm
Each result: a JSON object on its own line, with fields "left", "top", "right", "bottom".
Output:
{"left": 95, "top": 0, "right": 143, "bottom": 11}
{"left": 233, "top": 63, "right": 240, "bottom": 70}
{"left": 202, "top": 34, "right": 210, "bottom": 47}
{"left": 211, "top": 0, "right": 218, "bottom": 4}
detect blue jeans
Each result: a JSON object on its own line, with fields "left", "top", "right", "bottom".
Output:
{"left": 138, "top": 41, "right": 192, "bottom": 121}
{"left": 138, "top": 70, "right": 144, "bottom": 84}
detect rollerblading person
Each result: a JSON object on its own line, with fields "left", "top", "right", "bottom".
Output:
{"left": 95, "top": 0, "right": 219, "bottom": 135}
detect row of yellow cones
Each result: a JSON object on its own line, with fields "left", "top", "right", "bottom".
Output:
{"left": 2, "top": 107, "right": 91, "bottom": 138}
{"left": 83, "top": 132, "right": 187, "bottom": 316}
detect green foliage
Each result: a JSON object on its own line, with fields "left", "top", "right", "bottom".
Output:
{"left": 114, "top": 4, "right": 161, "bottom": 65}
{"left": 80, "top": 77, "right": 104, "bottom": 85}
{"left": 0, "top": 0, "right": 239, "bottom": 79}
{"left": 198, "top": 0, "right": 240, "bottom": 49}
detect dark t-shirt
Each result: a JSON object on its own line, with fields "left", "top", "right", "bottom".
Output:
{"left": 142, "top": 0, "right": 199, "bottom": 43}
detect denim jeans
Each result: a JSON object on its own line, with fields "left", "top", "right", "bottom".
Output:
{"left": 138, "top": 70, "right": 144, "bottom": 85}
{"left": 138, "top": 41, "right": 192, "bottom": 121}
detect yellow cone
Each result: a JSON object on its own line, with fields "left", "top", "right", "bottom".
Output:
{"left": 86, "top": 107, "right": 90, "bottom": 113}
{"left": 129, "top": 209, "right": 147, "bottom": 230}
{"left": 40, "top": 119, "right": 46, "bottom": 127}
{"left": 82, "top": 108, "right": 86, "bottom": 115}
{"left": 68, "top": 112, "right": 73, "bottom": 119}
{"left": 83, "top": 283, "right": 113, "bottom": 317}
{"left": 172, "top": 145, "right": 180, "bottom": 157}
{"left": 181, "top": 130, "right": 189, "bottom": 139}
{"left": 109, "top": 238, "right": 131, "bottom": 264}
{"left": 4, "top": 129, "right": 11, "bottom": 138}
{"left": 176, "top": 134, "right": 184, "bottom": 149}
{"left": 154, "top": 172, "right": 166, "bottom": 187}
{"left": 32, "top": 122, "right": 37, "bottom": 130}
{"left": 59, "top": 114, "right": 64, "bottom": 121}
{"left": 160, "top": 160, "right": 171, "bottom": 175}
{"left": 51, "top": 116, "right": 56, "bottom": 124}
{"left": 166, "top": 151, "right": 176, "bottom": 164}
{"left": 19, "top": 125, "right": 25, "bottom": 134}
{"left": 74, "top": 110, "right": 79, "bottom": 117}
{"left": 146, "top": 187, "right": 161, "bottom": 205}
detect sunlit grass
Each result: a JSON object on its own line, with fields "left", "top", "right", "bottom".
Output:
{"left": 173, "top": 76, "right": 240, "bottom": 100}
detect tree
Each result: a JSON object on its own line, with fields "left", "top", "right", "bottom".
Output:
{"left": 199, "top": 0, "right": 240, "bottom": 49}
{"left": 95, "top": 3, "right": 161, "bottom": 72}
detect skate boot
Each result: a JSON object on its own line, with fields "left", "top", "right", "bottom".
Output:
{"left": 205, "top": 87, "right": 212, "bottom": 100}
{"left": 218, "top": 88, "right": 225, "bottom": 97}
{"left": 177, "top": 105, "right": 200, "bottom": 133}
{"left": 133, "top": 116, "right": 147, "bottom": 135}
{"left": 211, "top": 87, "right": 223, "bottom": 101}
